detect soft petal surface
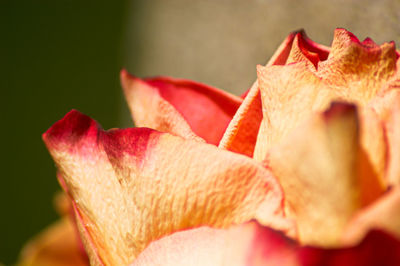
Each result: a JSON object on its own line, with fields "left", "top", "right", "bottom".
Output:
{"left": 265, "top": 103, "right": 384, "bottom": 246}
{"left": 121, "top": 70, "right": 242, "bottom": 145}
{"left": 17, "top": 218, "right": 88, "bottom": 266}
{"left": 43, "top": 110, "right": 292, "bottom": 265}
{"left": 131, "top": 220, "right": 400, "bottom": 266}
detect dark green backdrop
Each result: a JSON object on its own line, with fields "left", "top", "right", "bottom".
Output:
{"left": 2, "top": 2, "right": 129, "bottom": 264}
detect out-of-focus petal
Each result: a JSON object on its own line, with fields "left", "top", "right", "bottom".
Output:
{"left": 17, "top": 218, "right": 88, "bottom": 266}
{"left": 131, "top": 221, "right": 299, "bottom": 266}
{"left": 265, "top": 103, "right": 384, "bottom": 246}
{"left": 219, "top": 31, "right": 304, "bottom": 157}
{"left": 42, "top": 110, "right": 292, "bottom": 265}
{"left": 342, "top": 188, "right": 400, "bottom": 245}
{"left": 371, "top": 90, "right": 400, "bottom": 186}
{"left": 317, "top": 29, "right": 397, "bottom": 105}
{"left": 357, "top": 108, "right": 387, "bottom": 189}
{"left": 131, "top": 220, "right": 400, "bottom": 266}
{"left": 121, "top": 70, "right": 242, "bottom": 145}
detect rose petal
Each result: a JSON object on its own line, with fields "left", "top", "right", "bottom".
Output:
{"left": 121, "top": 70, "right": 242, "bottom": 145}
{"left": 265, "top": 103, "right": 384, "bottom": 246}
{"left": 342, "top": 187, "right": 400, "bottom": 245}
{"left": 17, "top": 218, "right": 88, "bottom": 266}
{"left": 253, "top": 62, "right": 333, "bottom": 161}
{"left": 317, "top": 28, "right": 397, "bottom": 105}
{"left": 43, "top": 110, "right": 292, "bottom": 265}
{"left": 218, "top": 31, "right": 302, "bottom": 156}
{"left": 131, "top": 220, "right": 400, "bottom": 266}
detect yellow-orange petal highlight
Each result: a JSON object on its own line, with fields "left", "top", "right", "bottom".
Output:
{"left": 265, "top": 103, "right": 384, "bottom": 246}
{"left": 17, "top": 218, "right": 88, "bottom": 266}
{"left": 43, "top": 110, "right": 292, "bottom": 265}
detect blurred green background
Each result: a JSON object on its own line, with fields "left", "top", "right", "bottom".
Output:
{"left": 3, "top": 0, "right": 400, "bottom": 264}
{"left": 2, "top": 1, "right": 130, "bottom": 264}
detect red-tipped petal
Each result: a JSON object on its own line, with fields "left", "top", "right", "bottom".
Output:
{"left": 43, "top": 110, "right": 291, "bottom": 265}
{"left": 121, "top": 69, "right": 242, "bottom": 145}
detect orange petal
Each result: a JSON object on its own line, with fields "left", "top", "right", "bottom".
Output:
{"left": 43, "top": 110, "right": 292, "bottom": 265}
{"left": 317, "top": 29, "right": 397, "bottom": 105}
{"left": 342, "top": 187, "right": 400, "bottom": 245}
{"left": 265, "top": 103, "right": 384, "bottom": 246}
{"left": 218, "top": 81, "right": 263, "bottom": 157}
{"left": 219, "top": 31, "right": 303, "bottom": 156}
{"left": 17, "top": 218, "right": 88, "bottom": 266}
{"left": 253, "top": 62, "right": 333, "bottom": 161}
{"left": 121, "top": 70, "right": 242, "bottom": 145}
{"left": 131, "top": 220, "right": 400, "bottom": 266}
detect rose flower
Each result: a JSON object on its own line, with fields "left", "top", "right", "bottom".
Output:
{"left": 19, "top": 29, "right": 400, "bottom": 266}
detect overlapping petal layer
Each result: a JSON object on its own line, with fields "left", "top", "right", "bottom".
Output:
{"left": 121, "top": 70, "right": 242, "bottom": 145}
{"left": 266, "top": 103, "right": 384, "bottom": 246}
{"left": 131, "top": 220, "right": 400, "bottom": 266}
{"left": 254, "top": 28, "right": 399, "bottom": 190}
{"left": 219, "top": 30, "right": 330, "bottom": 157}
{"left": 43, "top": 110, "right": 291, "bottom": 265}
{"left": 31, "top": 28, "right": 400, "bottom": 266}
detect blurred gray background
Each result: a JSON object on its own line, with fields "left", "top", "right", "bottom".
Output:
{"left": 124, "top": 0, "right": 400, "bottom": 97}
{"left": 3, "top": 0, "right": 400, "bottom": 264}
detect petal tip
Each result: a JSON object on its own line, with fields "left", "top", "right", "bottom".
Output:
{"left": 120, "top": 69, "right": 141, "bottom": 91}
{"left": 42, "top": 110, "right": 98, "bottom": 148}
